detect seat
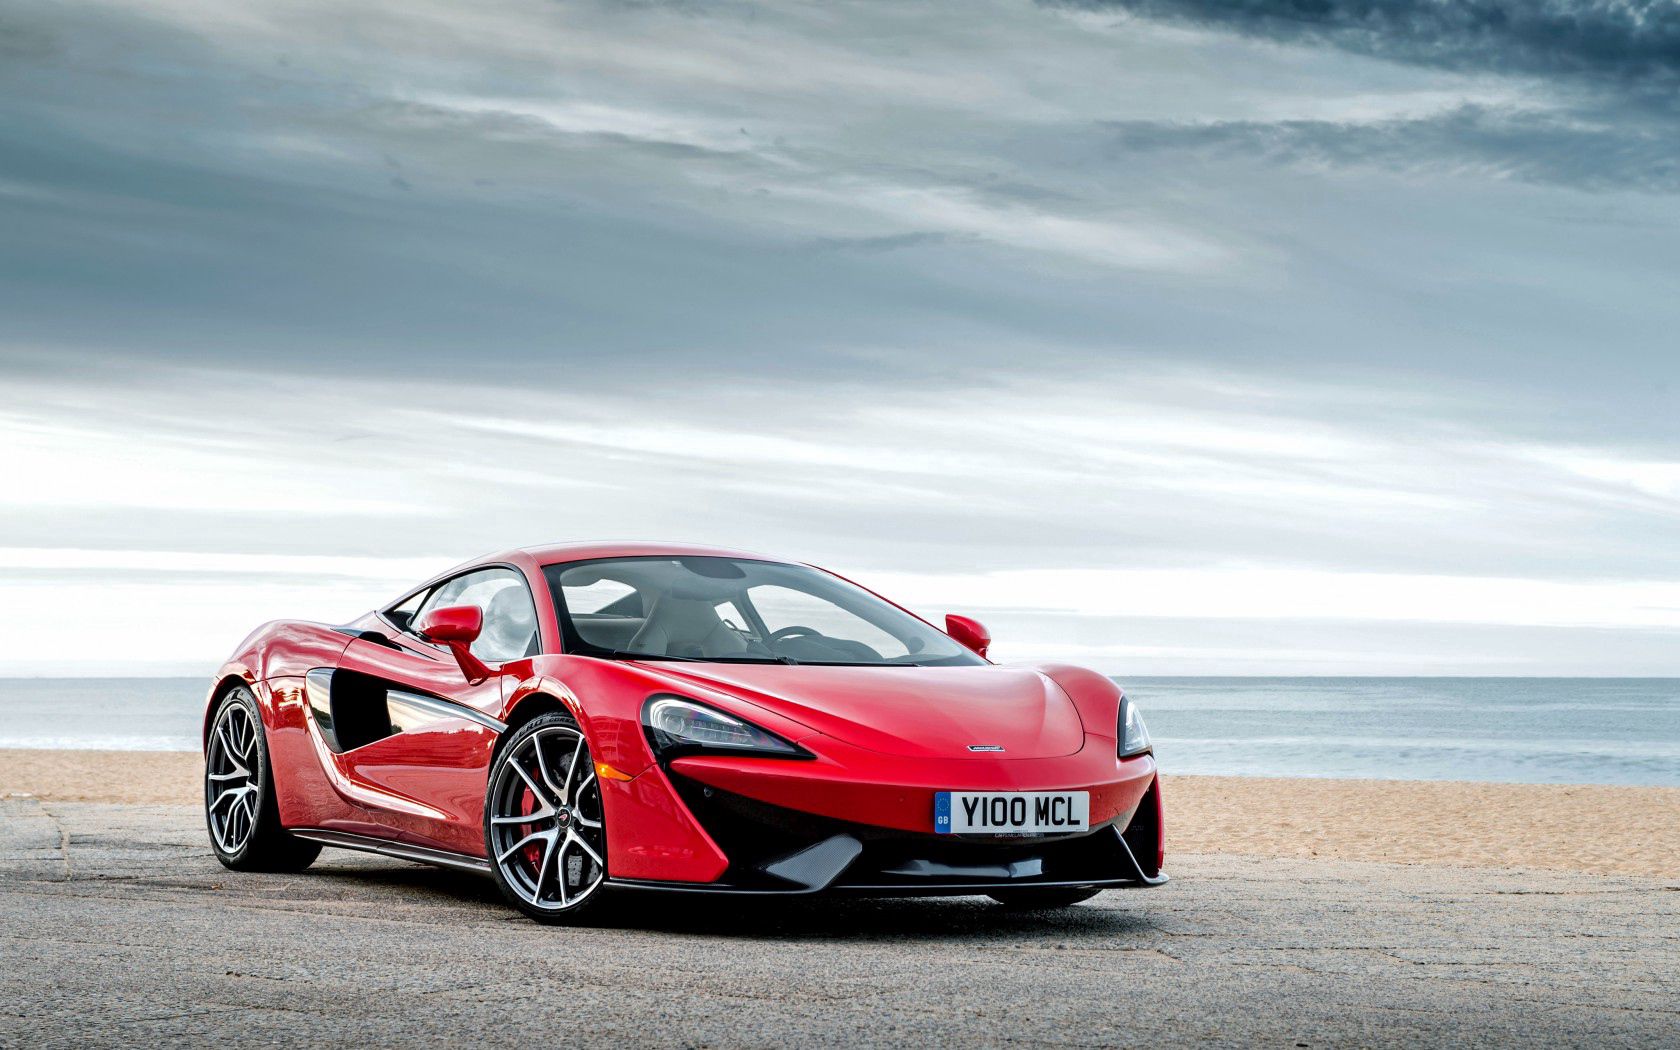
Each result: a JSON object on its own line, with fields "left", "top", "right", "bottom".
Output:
{"left": 625, "top": 596, "right": 749, "bottom": 657}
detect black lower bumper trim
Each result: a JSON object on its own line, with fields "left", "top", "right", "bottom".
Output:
{"left": 605, "top": 824, "right": 1169, "bottom": 897}
{"left": 603, "top": 873, "right": 1159, "bottom": 897}
{"left": 1115, "top": 831, "right": 1169, "bottom": 886}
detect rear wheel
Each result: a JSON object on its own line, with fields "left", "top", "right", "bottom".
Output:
{"left": 987, "top": 887, "right": 1102, "bottom": 909}
{"left": 204, "top": 686, "right": 321, "bottom": 872}
{"left": 485, "top": 712, "right": 609, "bottom": 923}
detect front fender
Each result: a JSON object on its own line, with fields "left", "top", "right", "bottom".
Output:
{"left": 1034, "top": 663, "right": 1123, "bottom": 745}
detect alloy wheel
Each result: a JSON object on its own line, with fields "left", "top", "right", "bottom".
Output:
{"left": 206, "top": 702, "right": 261, "bottom": 855}
{"left": 488, "top": 725, "right": 607, "bottom": 911}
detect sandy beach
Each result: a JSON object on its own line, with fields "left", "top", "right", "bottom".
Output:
{"left": 4, "top": 747, "right": 1675, "bottom": 878}
{"left": 4, "top": 751, "right": 1677, "bottom": 1046}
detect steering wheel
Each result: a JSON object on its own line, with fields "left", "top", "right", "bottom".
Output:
{"left": 766, "top": 626, "right": 822, "bottom": 645}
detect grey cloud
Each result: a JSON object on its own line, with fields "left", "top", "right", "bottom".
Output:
{"left": 0, "top": 1, "right": 1224, "bottom": 387}
{"left": 1104, "top": 104, "right": 1680, "bottom": 192}
{"left": 2, "top": 0, "right": 1680, "bottom": 674}
{"left": 796, "top": 231, "right": 971, "bottom": 255}
{"left": 1004, "top": 613, "right": 1680, "bottom": 676}
{"left": 1067, "top": 2, "right": 1680, "bottom": 194}
{"left": 0, "top": 16, "right": 59, "bottom": 59}
{"left": 1068, "top": 1, "right": 1680, "bottom": 94}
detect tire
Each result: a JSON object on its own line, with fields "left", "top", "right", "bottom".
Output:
{"left": 987, "top": 887, "right": 1102, "bottom": 909}
{"left": 204, "top": 685, "right": 321, "bottom": 872}
{"left": 484, "top": 711, "right": 611, "bottom": 924}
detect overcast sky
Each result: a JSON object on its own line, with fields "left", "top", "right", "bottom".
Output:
{"left": 3, "top": 0, "right": 1678, "bottom": 675}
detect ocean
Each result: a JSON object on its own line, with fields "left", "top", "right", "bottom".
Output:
{"left": 2, "top": 676, "right": 1677, "bottom": 787}
{"left": 1124, "top": 676, "right": 1680, "bottom": 787}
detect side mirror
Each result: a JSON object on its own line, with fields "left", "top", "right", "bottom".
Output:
{"left": 945, "top": 614, "right": 991, "bottom": 660}
{"left": 416, "top": 605, "right": 493, "bottom": 684}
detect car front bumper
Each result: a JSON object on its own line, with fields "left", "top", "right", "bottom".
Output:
{"left": 602, "top": 760, "right": 1167, "bottom": 896}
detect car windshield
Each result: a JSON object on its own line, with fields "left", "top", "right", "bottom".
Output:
{"left": 543, "top": 556, "right": 984, "bottom": 666}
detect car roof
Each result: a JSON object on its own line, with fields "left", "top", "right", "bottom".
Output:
{"left": 386, "top": 542, "right": 800, "bottom": 612}
{"left": 515, "top": 540, "right": 780, "bottom": 565}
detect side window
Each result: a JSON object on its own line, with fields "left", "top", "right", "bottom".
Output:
{"left": 385, "top": 589, "right": 428, "bottom": 632}
{"left": 747, "top": 585, "right": 908, "bottom": 658}
{"left": 418, "top": 568, "right": 539, "bottom": 664}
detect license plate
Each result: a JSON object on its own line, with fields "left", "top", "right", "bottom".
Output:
{"left": 934, "top": 791, "right": 1089, "bottom": 835}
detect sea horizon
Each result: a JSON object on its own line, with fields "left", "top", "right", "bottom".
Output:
{"left": 3, "top": 675, "right": 1676, "bottom": 788}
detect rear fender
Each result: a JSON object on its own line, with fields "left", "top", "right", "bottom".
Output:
{"left": 204, "top": 621, "right": 356, "bottom": 748}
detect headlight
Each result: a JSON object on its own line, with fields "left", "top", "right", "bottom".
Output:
{"left": 643, "top": 695, "right": 808, "bottom": 759}
{"left": 1118, "top": 697, "right": 1152, "bottom": 758}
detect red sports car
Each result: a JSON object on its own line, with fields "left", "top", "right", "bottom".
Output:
{"left": 204, "top": 543, "right": 1165, "bottom": 922}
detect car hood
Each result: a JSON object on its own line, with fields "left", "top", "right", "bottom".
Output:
{"left": 644, "top": 663, "right": 1086, "bottom": 759}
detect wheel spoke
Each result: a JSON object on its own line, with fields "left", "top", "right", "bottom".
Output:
{"left": 541, "top": 833, "right": 564, "bottom": 907}
{"left": 490, "top": 811, "right": 554, "bottom": 826}
{"left": 531, "top": 736, "right": 564, "bottom": 801}
{"left": 564, "top": 828, "right": 604, "bottom": 868}
{"left": 561, "top": 744, "right": 583, "bottom": 804}
{"left": 496, "top": 828, "right": 547, "bottom": 864}
{"left": 208, "top": 764, "right": 249, "bottom": 782}
{"left": 510, "top": 756, "right": 558, "bottom": 815}
{"left": 238, "top": 714, "right": 256, "bottom": 760}
{"left": 572, "top": 772, "right": 601, "bottom": 827}
{"left": 221, "top": 801, "right": 242, "bottom": 850}
{"left": 210, "top": 785, "right": 245, "bottom": 813}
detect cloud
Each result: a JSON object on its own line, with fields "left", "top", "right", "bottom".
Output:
{"left": 1068, "top": 1, "right": 1680, "bottom": 94}
{"left": 2, "top": 0, "right": 1679, "bottom": 673}
{"left": 6, "top": 357, "right": 1680, "bottom": 585}
{"left": 1103, "top": 103, "right": 1680, "bottom": 192}
{"left": 871, "top": 564, "right": 1680, "bottom": 629}
{"left": 1062, "top": 2, "right": 1680, "bottom": 193}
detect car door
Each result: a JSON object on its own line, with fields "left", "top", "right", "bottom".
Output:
{"left": 313, "top": 566, "right": 541, "bottom": 856}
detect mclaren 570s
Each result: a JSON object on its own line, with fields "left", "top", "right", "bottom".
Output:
{"left": 204, "top": 542, "right": 1165, "bottom": 923}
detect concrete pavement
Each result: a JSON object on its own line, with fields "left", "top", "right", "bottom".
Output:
{"left": 2, "top": 799, "right": 1676, "bottom": 1047}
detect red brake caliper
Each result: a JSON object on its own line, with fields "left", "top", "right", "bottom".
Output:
{"left": 519, "top": 783, "right": 544, "bottom": 869}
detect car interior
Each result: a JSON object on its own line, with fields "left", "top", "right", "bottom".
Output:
{"left": 553, "top": 557, "right": 947, "bottom": 664}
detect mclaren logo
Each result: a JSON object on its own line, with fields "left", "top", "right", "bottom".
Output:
{"left": 967, "top": 744, "right": 1006, "bottom": 752}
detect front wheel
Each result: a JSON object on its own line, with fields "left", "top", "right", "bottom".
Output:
{"left": 485, "top": 712, "right": 610, "bottom": 923}
{"left": 988, "top": 887, "right": 1102, "bottom": 909}
{"left": 204, "top": 686, "right": 320, "bottom": 872}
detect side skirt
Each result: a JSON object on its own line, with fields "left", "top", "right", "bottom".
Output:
{"left": 290, "top": 829, "right": 492, "bottom": 876}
